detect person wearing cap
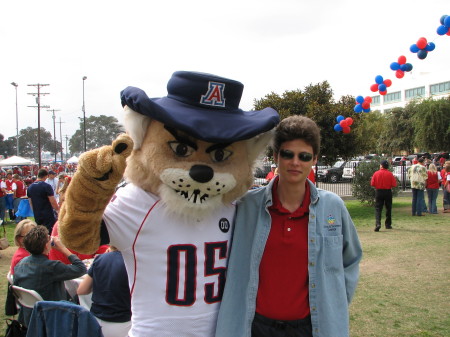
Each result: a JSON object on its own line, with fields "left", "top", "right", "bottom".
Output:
{"left": 45, "top": 170, "right": 59, "bottom": 200}
{"left": 408, "top": 157, "right": 428, "bottom": 216}
{"left": 216, "top": 116, "right": 362, "bottom": 337}
{"left": 370, "top": 160, "right": 397, "bottom": 232}
{"left": 265, "top": 164, "right": 277, "bottom": 183}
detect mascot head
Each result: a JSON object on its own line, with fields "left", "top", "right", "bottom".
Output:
{"left": 121, "top": 71, "right": 279, "bottom": 219}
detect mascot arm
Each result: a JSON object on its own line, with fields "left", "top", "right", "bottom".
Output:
{"left": 59, "top": 133, "right": 133, "bottom": 254}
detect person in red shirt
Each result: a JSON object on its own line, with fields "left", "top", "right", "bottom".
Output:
{"left": 265, "top": 164, "right": 277, "bottom": 183}
{"left": 13, "top": 174, "right": 27, "bottom": 223}
{"left": 10, "top": 219, "right": 37, "bottom": 275}
{"left": 371, "top": 160, "right": 397, "bottom": 232}
{"left": 426, "top": 164, "right": 441, "bottom": 214}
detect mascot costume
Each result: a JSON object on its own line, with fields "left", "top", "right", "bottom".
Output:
{"left": 59, "top": 71, "right": 279, "bottom": 336}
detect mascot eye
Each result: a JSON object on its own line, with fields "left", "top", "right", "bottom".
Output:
{"left": 169, "top": 142, "right": 195, "bottom": 157}
{"left": 210, "top": 148, "right": 232, "bottom": 162}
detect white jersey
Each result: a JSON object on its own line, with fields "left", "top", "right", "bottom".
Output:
{"left": 104, "top": 183, "right": 235, "bottom": 337}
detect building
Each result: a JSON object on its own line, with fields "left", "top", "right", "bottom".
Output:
{"left": 369, "top": 70, "right": 450, "bottom": 113}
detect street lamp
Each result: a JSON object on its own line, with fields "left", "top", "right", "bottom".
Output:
{"left": 11, "top": 82, "right": 19, "bottom": 156}
{"left": 82, "top": 76, "right": 87, "bottom": 152}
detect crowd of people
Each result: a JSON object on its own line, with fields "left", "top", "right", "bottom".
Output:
{"left": 1, "top": 148, "right": 448, "bottom": 337}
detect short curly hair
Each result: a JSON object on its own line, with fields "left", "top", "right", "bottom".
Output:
{"left": 23, "top": 226, "right": 50, "bottom": 255}
{"left": 272, "top": 115, "right": 321, "bottom": 156}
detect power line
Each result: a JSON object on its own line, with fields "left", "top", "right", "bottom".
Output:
{"left": 28, "top": 84, "right": 50, "bottom": 168}
{"left": 57, "top": 118, "right": 65, "bottom": 162}
{"left": 48, "top": 109, "right": 61, "bottom": 163}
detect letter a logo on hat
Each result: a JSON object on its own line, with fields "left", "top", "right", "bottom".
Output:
{"left": 200, "top": 81, "right": 225, "bottom": 107}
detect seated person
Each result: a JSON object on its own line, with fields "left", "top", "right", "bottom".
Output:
{"left": 13, "top": 225, "right": 87, "bottom": 327}
{"left": 49, "top": 221, "right": 109, "bottom": 264}
{"left": 10, "top": 219, "right": 37, "bottom": 276}
{"left": 77, "top": 246, "right": 131, "bottom": 337}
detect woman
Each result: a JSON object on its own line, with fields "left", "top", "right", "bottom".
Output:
{"left": 10, "top": 219, "right": 37, "bottom": 275}
{"left": 426, "top": 164, "right": 441, "bottom": 214}
{"left": 442, "top": 161, "right": 450, "bottom": 213}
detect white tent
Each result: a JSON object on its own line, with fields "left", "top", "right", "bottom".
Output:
{"left": 67, "top": 156, "right": 79, "bottom": 164}
{"left": 0, "top": 155, "right": 33, "bottom": 166}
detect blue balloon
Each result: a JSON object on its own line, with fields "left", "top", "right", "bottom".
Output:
{"left": 410, "top": 44, "right": 420, "bottom": 53}
{"left": 390, "top": 62, "right": 400, "bottom": 71}
{"left": 375, "top": 75, "right": 384, "bottom": 84}
{"left": 363, "top": 108, "right": 371, "bottom": 113}
{"left": 417, "top": 49, "right": 428, "bottom": 59}
{"left": 336, "top": 115, "right": 345, "bottom": 122}
{"left": 334, "top": 124, "right": 343, "bottom": 132}
{"left": 356, "top": 96, "right": 364, "bottom": 104}
{"left": 440, "top": 14, "right": 448, "bottom": 25}
{"left": 404, "top": 63, "right": 413, "bottom": 72}
{"left": 354, "top": 104, "right": 363, "bottom": 113}
{"left": 400, "top": 64, "right": 407, "bottom": 71}
{"left": 437, "top": 25, "right": 448, "bottom": 35}
{"left": 426, "top": 42, "right": 436, "bottom": 52}
{"left": 445, "top": 15, "right": 450, "bottom": 28}
{"left": 378, "top": 83, "right": 387, "bottom": 92}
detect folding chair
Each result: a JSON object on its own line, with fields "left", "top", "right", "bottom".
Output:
{"left": 11, "top": 285, "right": 44, "bottom": 309}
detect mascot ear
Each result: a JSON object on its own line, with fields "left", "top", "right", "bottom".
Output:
{"left": 245, "top": 129, "right": 275, "bottom": 163}
{"left": 123, "top": 105, "right": 152, "bottom": 150}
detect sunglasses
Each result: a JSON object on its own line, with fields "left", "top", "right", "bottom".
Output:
{"left": 279, "top": 149, "right": 314, "bottom": 162}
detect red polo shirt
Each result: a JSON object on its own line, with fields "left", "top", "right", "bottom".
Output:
{"left": 371, "top": 168, "right": 397, "bottom": 189}
{"left": 256, "top": 178, "right": 311, "bottom": 320}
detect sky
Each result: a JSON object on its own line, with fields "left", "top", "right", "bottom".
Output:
{"left": 1, "top": 0, "right": 449, "bottom": 146}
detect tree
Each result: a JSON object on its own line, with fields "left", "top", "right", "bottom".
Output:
{"left": 411, "top": 97, "right": 450, "bottom": 152}
{"left": 69, "top": 115, "right": 124, "bottom": 154}
{"left": 253, "top": 81, "right": 363, "bottom": 164}
{"left": 0, "top": 134, "right": 14, "bottom": 158}
{"left": 377, "top": 107, "right": 415, "bottom": 155}
{"left": 11, "top": 127, "right": 62, "bottom": 160}
{"left": 353, "top": 110, "right": 386, "bottom": 155}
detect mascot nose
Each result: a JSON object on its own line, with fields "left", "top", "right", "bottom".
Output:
{"left": 189, "top": 165, "right": 214, "bottom": 183}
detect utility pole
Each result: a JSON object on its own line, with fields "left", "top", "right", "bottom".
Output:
{"left": 28, "top": 84, "right": 50, "bottom": 168}
{"left": 11, "top": 82, "right": 19, "bottom": 156}
{"left": 82, "top": 76, "right": 87, "bottom": 152}
{"left": 57, "top": 118, "right": 65, "bottom": 162}
{"left": 64, "top": 135, "right": 69, "bottom": 161}
{"left": 48, "top": 109, "right": 61, "bottom": 163}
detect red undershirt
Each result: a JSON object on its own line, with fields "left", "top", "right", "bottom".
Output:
{"left": 256, "top": 178, "right": 311, "bottom": 320}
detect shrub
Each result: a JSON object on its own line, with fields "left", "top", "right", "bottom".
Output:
{"left": 352, "top": 160, "right": 400, "bottom": 206}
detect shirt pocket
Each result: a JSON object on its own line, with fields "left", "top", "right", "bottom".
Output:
{"left": 322, "top": 235, "right": 344, "bottom": 273}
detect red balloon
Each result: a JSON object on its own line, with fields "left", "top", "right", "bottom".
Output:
{"left": 362, "top": 102, "right": 370, "bottom": 109}
{"left": 447, "top": 30, "right": 450, "bottom": 36}
{"left": 345, "top": 117, "right": 354, "bottom": 126}
{"left": 396, "top": 69, "right": 405, "bottom": 78}
{"left": 416, "top": 37, "right": 427, "bottom": 50}
{"left": 384, "top": 79, "right": 392, "bottom": 87}
{"left": 398, "top": 55, "right": 406, "bottom": 64}
{"left": 339, "top": 120, "right": 348, "bottom": 127}
{"left": 342, "top": 126, "right": 351, "bottom": 134}
{"left": 380, "top": 91, "right": 387, "bottom": 96}
{"left": 370, "top": 83, "right": 378, "bottom": 92}
{"left": 364, "top": 96, "right": 372, "bottom": 103}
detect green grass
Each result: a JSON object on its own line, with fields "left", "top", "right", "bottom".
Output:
{"left": 0, "top": 195, "right": 448, "bottom": 336}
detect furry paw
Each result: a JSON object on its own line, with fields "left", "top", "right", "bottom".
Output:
{"left": 78, "top": 133, "right": 134, "bottom": 187}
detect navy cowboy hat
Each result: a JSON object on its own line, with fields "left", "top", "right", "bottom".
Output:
{"left": 120, "top": 71, "right": 280, "bottom": 143}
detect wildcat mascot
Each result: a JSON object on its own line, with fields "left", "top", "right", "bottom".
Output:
{"left": 59, "top": 71, "right": 279, "bottom": 337}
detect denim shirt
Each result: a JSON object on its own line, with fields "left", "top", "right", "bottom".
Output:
{"left": 215, "top": 179, "right": 362, "bottom": 337}
{"left": 13, "top": 254, "right": 87, "bottom": 326}
{"left": 26, "top": 300, "right": 103, "bottom": 337}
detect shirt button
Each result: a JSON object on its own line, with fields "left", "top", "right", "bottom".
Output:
{"left": 309, "top": 261, "right": 315, "bottom": 267}
{"left": 287, "top": 228, "right": 291, "bottom": 231}
{"left": 312, "top": 306, "right": 317, "bottom": 311}
{"left": 311, "top": 215, "right": 315, "bottom": 219}
{"left": 311, "top": 283, "right": 315, "bottom": 288}
{"left": 310, "top": 238, "right": 315, "bottom": 243}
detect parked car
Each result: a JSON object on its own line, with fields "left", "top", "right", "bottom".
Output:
{"left": 317, "top": 160, "right": 348, "bottom": 183}
{"left": 342, "top": 160, "right": 366, "bottom": 180}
